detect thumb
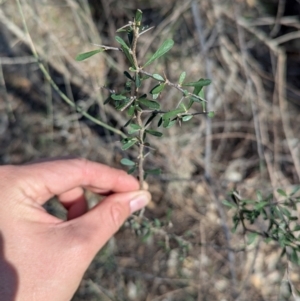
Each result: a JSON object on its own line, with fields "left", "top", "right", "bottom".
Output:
{"left": 72, "top": 190, "right": 151, "bottom": 252}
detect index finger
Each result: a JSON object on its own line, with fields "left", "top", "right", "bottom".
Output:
{"left": 13, "top": 158, "right": 139, "bottom": 204}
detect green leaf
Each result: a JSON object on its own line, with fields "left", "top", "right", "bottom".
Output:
{"left": 182, "top": 115, "right": 193, "bottom": 122}
{"left": 144, "top": 39, "right": 174, "bottom": 67}
{"left": 254, "top": 201, "right": 268, "bottom": 210}
{"left": 145, "top": 129, "right": 163, "bottom": 137}
{"left": 111, "top": 94, "right": 127, "bottom": 100}
{"left": 145, "top": 113, "right": 157, "bottom": 126}
{"left": 150, "top": 83, "right": 165, "bottom": 94}
{"left": 120, "top": 158, "right": 136, "bottom": 166}
{"left": 163, "top": 108, "right": 185, "bottom": 120}
{"left": 291, "top": 186, "right": 300, "bottom": 196}
{"left": 293, "top": 225, "right": 300, "bottom": 231}
{"left": 128, "top": 105, "right": 135, "bottom": 117}
{"left": 281, "top": 207, "right": 291, "bottom": 218}
{"left": 128, "top": 166, "right": 136, "bottom": 175}
{"left": 153, "top": 74, "right": 164, "bottom": 81}
{"left": 184, "top": 78, "right": 211, "bottom": 88}
{"left": 165, "top": 120, "right": 176, "bottom": 128}
{"left": 222, "top": 200, "right": 238, "bottom": 209}
{"left": 154, "top": 218, "right": 161, "bottom": 227}
{"left": 115, "top": 36, "right": 130, "bottom": 50}
{"left": 247, "top": 232, "right": 257, "bottom": 245}
{"left": 152, "top": 93, "right": 159, "bottom": 100}
{"left": 75, "top": 49, "right": 104, "bottom": 61}
{"left": 290, "top": 249, "right": 299, "bottom": 265}
{"left": 135, "top": 9, "right": 143, "bottom": 25}
{"left": 157, "top": 117, "right": 163, "bottom": 127}
{"left": 179, "top": 72, "right": 186, "bottom": 85}
{"left": 277, "top": 188, "right": 287, "bottom": 197}
{"left": 208, "top": 111, "right": 215, "bottom": 118}
{"left": 139, "top": 98, "right": 160, "bottom": 110}
{"left": 122, "top": 139, "right": 138, "bottom": 150}
{"left": 130, "top": 123, "right": 142, "bottom": 130}
{"left": 115, "top": 36, "right": 135, "bottom": 66}
{"left": 162, "top": 119, "right": 170, "bottom": 128}
{"left": 124, "top": 71, "right": 134, "bottom": 81}
{"left": 135, "top": 73, "right": 141, "bottom": 88}
{"left": 145, "top": 168, "right": 161, "bottom": 175}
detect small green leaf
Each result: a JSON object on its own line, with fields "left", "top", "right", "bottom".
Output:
{"left": 153, "top": 74, "right": 164, "bottom": 81}
{"left": 139, "top": 98, "right": 160, "bottom": 110}
{"left": 128, "top": 166, "right": 136, "bottom": 175}
{"left": 247, "top": 232, "right": 257, "bottom": 245}
{"left": 115, "top": 36, "right": 130, "bottom": 50}
{"left": 162, "top": 119, "right": 170, "bottom": 128}
{"left": 184, "top": 78, "right": 212, "bottom": 88}
{"left": 75, "top": 49, "right": 104, "bottom": 61}
{"left": 145, "top": 113, "right": 157, "bottom": 127}
{"left": 179, "top": 72, "right": 186, "bottom": 85}
{"left": 135, "top": 9, "right": 143, "bottom": 25}
{"left": 145, "top": 168, "right": 161, "bottom": 175}
{"left": 152, "top": 93, "right": 159, "bottom": 100}
{"left": 122, "top": 139, "right": 138, "bottom": 150}
{"left": 254, "top": 201, "right": 268, "bottom": 210}
{"left": 291, "top": 186, "right": 300, "bottom": 196}
{"left": 127, "top": 105, "right": 135, "bottom": 117}
{"left": 222, "top": 200, "right": 238, "bottom": 209}
{"left": 154, "top": 218, "right": 161, "bottom": 227}
{"left": 124, "top": 71, "right": 134, "bottom": 81}
{"left": 293, "top": 225, "right": 300, "bottom": 231}
{"left": 165, "top": 120, "right": 176, "bottom": 128}
{"left": 145, "top": 129, "right": 163, "bottom": 137}
{"left": 144, "top": 39, "right": 174, "bottom": 67}
{"left": 182, "top": 115, "right": 193, "bottom": 122}
{"left": 111, "top": 94, "right": 127, "bottom": 100}
{"left": 135, "top": 74, "right": 141, "bottom": 88}
{"left": 115, "top": 37, "right": 134, "bottom": 66}
{"left": 130, "top": 123, "right": 142, "bottom": 130}
{"left": 208, "top": 111, "right": 215, "bottom": 118}
{"left": 120, "top": 158, "right": 136, "bottom": 166}
{"left": 163, "top": 108, "right": 185, "bottom": 120}
{"left": 290, "top": 249, "right": 299, "bottom": 265}
{"left": 157, "top": 117, "right": 163, "bottom": 127}
{"left": 150, "top": 83, "right": 165, "bottom": 94}
{"left": 128, "top": 128, "right": 139, "bottom": 134}
{"left": 277, "top": 188, "right": 287, "bottom": 197}
{"left": 281, "top": 207, "right": 291, "bottom": 218}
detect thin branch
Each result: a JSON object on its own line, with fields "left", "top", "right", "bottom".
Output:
{"left": 139, "top": 69, "right": 208, "bottom": 103}
{"left": 91, "top": 43, "right": 121, "bottom": 51}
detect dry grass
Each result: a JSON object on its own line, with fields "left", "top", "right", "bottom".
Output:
{"left": 1, "top": 0, "right": 300, "bottom": 300}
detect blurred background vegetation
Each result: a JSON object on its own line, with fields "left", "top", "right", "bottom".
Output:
{"left": 1, "top": 0, "right": 300, "bottom": 300}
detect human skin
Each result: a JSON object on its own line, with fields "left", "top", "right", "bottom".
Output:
{"left": 0, "top": 158, "right": 151, "bottom": 301}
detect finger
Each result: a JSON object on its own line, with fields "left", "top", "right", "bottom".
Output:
{"left": 13, "top": 158, "right": 139, "bottom": 205}
{"left": 58, "top": 187, "right": 88, "bottom": 220}
{"left": 66, "top": 190, "right": 151, "bottom": 255}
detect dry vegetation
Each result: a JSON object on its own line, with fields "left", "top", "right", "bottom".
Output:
{"left": 1, "top": 0, "right": 300, "bottom": 300}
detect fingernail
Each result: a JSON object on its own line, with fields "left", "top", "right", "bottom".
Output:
{"left": 130, "top": 192, "right": 150, "bottom": 214}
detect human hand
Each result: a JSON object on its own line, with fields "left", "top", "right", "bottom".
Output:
{"left": 0, "top": 158, "right": 151, "bottom": 301}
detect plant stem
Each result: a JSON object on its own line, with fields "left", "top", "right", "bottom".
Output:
{"left": 137, "top": 111, "right": 145, "bottom": 189}
{"left": 131, "top": 20, "right": 145, "bottom": 190}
